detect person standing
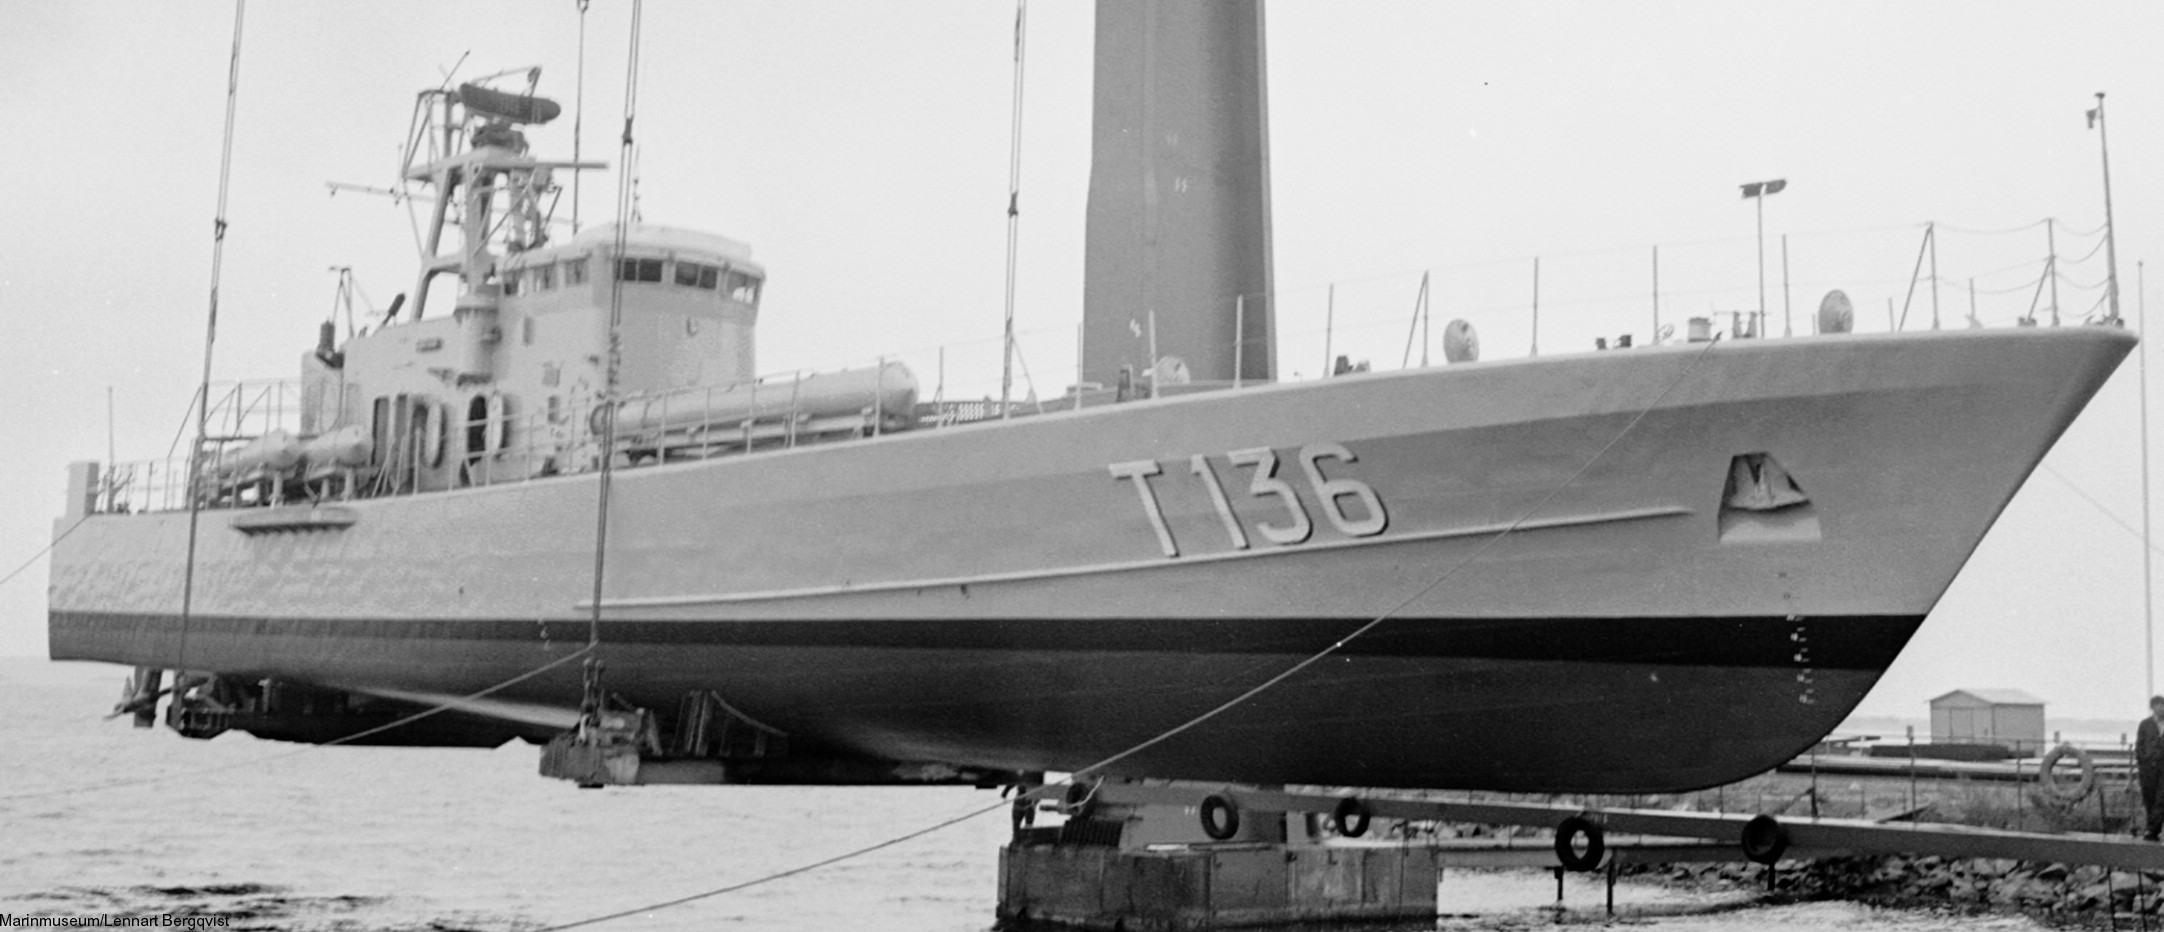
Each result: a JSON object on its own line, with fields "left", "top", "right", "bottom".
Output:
{"left": 2138, "top": 696, "right": 2164, "bottom": 841}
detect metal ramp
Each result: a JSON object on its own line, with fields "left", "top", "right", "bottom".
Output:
{"left": 1084, "top": 781, "right": 2164, "bottom": 872}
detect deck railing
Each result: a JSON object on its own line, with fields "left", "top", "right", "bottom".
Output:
{"left": 91, "top": 218, "right": 2120, "bottom": 514}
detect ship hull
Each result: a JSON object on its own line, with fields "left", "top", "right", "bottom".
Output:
{"left": 50, "top": 328, "right": 2133, "bottom": 792}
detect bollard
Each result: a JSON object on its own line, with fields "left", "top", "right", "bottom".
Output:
{"left": 1605, "top": 856, "right": 1617, "bottom": 917}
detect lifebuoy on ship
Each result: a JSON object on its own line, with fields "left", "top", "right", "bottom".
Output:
{"left": 2039, "top": 743, "right": 2096, "bottom": 800}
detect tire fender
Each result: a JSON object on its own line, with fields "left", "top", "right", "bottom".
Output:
{"left": 1200, "top": 793, "right": 1242, "bottom": 841}
{"left": 1331, "top": 797, "right": 1372, "bottom": 839}
{"left": 1740, "top": 813, "right": 1790, "bottom": 865}
{"left": 1554, "top": 815, "right": 1605, "bottom": 872}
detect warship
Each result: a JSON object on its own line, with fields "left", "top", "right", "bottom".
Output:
{"left": 48, "top": 4, "right": 2135, "bottom": 794}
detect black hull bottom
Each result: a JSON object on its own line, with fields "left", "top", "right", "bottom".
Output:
{"left": 50, "top": 612, "right": 1921, "bottom": 793}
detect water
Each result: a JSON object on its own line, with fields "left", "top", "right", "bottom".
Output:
{"left": 0, "top": 659, "right": 2057, "bottom": 931}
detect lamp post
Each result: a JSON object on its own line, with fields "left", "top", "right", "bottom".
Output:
{"left": 1741, "top": 179, "right": 1787, "bottom": 338}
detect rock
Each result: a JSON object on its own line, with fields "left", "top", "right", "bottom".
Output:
{"left": 2074, "top": 882, "right": 2113, "bottom": 909}
{"left": 2036, "top": 863, "right": 2070, "bottom": 882}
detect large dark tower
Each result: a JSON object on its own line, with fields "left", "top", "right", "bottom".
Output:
{"left": 1081, "top": 0, "right": 1274, "bottom": 389}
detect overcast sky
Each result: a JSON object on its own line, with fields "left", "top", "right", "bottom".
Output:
{"left": 3, "top": 1, "right": 2161, "bottom": 722}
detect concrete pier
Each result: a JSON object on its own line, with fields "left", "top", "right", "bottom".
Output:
{"left": 997, "top": 840, "right": 1437, "bottom": 930}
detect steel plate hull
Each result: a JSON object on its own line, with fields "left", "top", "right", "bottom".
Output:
{"left": 50, "top": 328, "right": 2133, "bottom": 791}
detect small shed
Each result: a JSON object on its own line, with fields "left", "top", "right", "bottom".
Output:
{"left": 1930, "top": 689, "right": 2047, "bottom": 753}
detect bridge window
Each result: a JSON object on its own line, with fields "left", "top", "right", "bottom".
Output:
{"left": 562, "top": 257, "right": 589, "bottom": 285}
{"left": 725, "top": 270, "right": 762, "bottom": 305}
{"left": 617, "top": 258, "right": 664, "bottom": 283}
{"left": 534, "top": 264, "right": 555, "bottom": 291}
{"left": 675, "top": 262, "right": 720, "bottom": 290}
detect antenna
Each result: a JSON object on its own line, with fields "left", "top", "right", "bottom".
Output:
{"left": 1817, "top": 290, "right": 1854, "bottom": 334}
{"left": 1442, "top": 320, "right": 1480, "bottom": 363}
{"left": 998, "top": 0, "right": 1029, "bottom": 419}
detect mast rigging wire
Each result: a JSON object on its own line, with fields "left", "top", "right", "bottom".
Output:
{"left": 588, "top": 0, "right": 644, "bottom": 653}
{"left": 997, "top": 0, "right": 1029, "bottom": 418}
{"left": 573, "top": 0, "right": 590, "bottom": 232}
{"left": 176, "top": 0, "right": 248, "bottom": 673}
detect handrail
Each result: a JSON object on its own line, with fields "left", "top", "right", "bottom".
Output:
{"left": 95, "top": 220, "right": 2115, "bottom": 516}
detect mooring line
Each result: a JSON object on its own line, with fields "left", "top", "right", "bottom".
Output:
{"left": 175, "top": 0, "right": 249, "bottom": 678}
{"left": 0, "top": 518, "right": 86, "bottom": 591}
{"left": 585, "top": 0, "right": 644, "bottom": 658}
{"left": 532, "top": 337, "right": 1727, "bottom": 928}
{"left": 0, "top": 646, "right": 592, "bottom": 803}
{"left": 529, "top": 796, "right": 1013, "bottom": 932}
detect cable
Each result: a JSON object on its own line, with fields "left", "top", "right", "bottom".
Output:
{"left": 0, "top": 518, "right": 86, "bottom": 590}
{"left": 997, "top": 0, "right": 1028, "bottom": 417}
{"left": 0, "top": 645, "right": 593, "bottom": 803}
{"left": 2062, "top": 233, "right": 2111, "bottom": 266}
{"left": 530, "top": 796, "right": 1011, "bottom": 932}
{"left": 572, "top": 0, "right": 589, "bottom": 233}
{"left": 2040, "top": 463, "right": 2164, "bottom": 557}
{"left": 2056, "top": 270, "right": 2112, "bottom": 292}
{"left": 532, "top": 336, "right": 1728, "bottom": 929}
{"left": 2055, "top": 219, "right": 2110, "bottom": 239}
{"left": 1936, "top": 218, "right": 2053, "bottom": 237}
{"left": 176, "top": 0, "right": 249, "bottom": 673}
{"left": 589, "top": 0, "right": 644, "bottom": 652}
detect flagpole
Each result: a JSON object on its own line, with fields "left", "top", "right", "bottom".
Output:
{"left": 1740, "top": 179, "right": 1786, "bottom": 338}
{"left": 2092, "top": 92, "right": 2123, "bottom": 322}
{"left": 1755, "top": 193, "right": 1766, "bottom": 336}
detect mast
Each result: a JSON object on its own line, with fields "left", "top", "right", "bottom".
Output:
{"left": 2092, "top": 92, "right": 2122, "bottom": 323}
{"left": 400, "top": 79, "right": 603, "bottom": 322}
{"left": 1080, "top": 0, "right": 1274, "bottom": 390}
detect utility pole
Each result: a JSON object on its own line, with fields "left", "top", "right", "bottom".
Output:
{"left": 2140, "top": 260, "right": 2152, "bottom": 694}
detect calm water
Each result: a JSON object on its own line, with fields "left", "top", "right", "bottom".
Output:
{"left": 0, "top": 659, "right": 2054, "bottom": 931}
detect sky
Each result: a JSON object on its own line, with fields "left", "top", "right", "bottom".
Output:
{"left": 2, "top": 1, "right": 2162, "bottom": 722}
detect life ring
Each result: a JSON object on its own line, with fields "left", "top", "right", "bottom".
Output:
{"left": 1331, "top": 797, "right": 1372, "bottom": 839}
{"left": 1554, "top": 815, "right": 1605, "bottom": 872}
{"left": 2039, "top": 743, "right": 2097, "bottom": 801}
{"left": 1740, "top": 814, "right": 1789, "bottom": 865}
{"left": 1200, "top": 793, "right": 1242, "bottom": 841}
